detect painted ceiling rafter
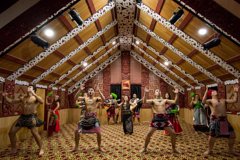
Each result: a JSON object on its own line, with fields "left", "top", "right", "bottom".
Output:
{"left": 62, "top": 43, "right": 120, "bottom": 88}
{"left": 68, "top": 52, "right": 121, "bottom": 94}
{"left": 49, "top": 36, "right": 119, "bottom": 87}
{"left": 137, "top": 3, "right": 240, "bottom": 78}
{"left": 7, "top": 2, "right": 116, "bottom": 81}
{"left": 174, "top": 0, "right": 240, "bottom": 46}
{"left": 0, "top": 0, "right": 80, "bottom": 56}
{"left": 130, "top": 51, "right": 184, "bottom": 93}
{"left": 31, "top": 20, "right": 118, "bottom": 84}
{"left": 133, "top": 36, "right": 203, "bottom": 86}
{"left": 134, "top": 20, "right": 222, "bottom": 83}
{"left": 132, "top": 43, "right": 193, "bottom": 88}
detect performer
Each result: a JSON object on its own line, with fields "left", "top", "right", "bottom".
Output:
{"left": 46, "top": 94, "right": 60, "bottom": 137}
{"left": 119, "top": 95, "right": 133, "bottom": 134}
{"left": 140, "top": 87, "right": 180, "bottom": 154}
{"left": 190, "top": 93, "right": 208, "bottom": 132}
{"left": 164, "top": 92, "right": 182, "bottom": 135}
{"left": 105, "top": 93, "right": 118, "bottom": 124}
{"left": 202, "top": 85, "right": 239, "bottom": 156}
{"left": 73, "top": 84, "right": 103, "bottom": 152}
{"left": 130, "top": 93, "right": 142, "bottom": 125}
{"left": 2, "top": 86, "right": 44, "bottom": 156}
{"left": 75, "top": 92, "right": 88, "bottom": 119}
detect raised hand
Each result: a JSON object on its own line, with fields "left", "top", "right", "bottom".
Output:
{"left": 2, "top": 92, "right": 8, "bottom": 97}
{"left": 144, "top": 87, "right": 149, "bottom": 93}
{"left": 173, "top": 88, "right": 179, "bottom": 94}
{"left": 233, "top": 85, "right": 239, "bottom": 92}
{"left": 80, "top": 84, "right": 85, "bottom": 91}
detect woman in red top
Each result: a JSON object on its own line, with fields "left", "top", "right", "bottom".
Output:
{"left": 47, "top": 94, "right": 60, "bottom": 136}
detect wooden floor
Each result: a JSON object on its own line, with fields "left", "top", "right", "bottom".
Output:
{"left": 0, "top": 120, "right": 240, "bottom": 160}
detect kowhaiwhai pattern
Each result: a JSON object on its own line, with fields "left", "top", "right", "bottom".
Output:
{"left": 7, "top": 2, "right": 116, "bottom": 81}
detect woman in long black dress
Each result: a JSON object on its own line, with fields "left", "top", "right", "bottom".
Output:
{"left": 119, "top": 95, "right": 133, "bottom": 134}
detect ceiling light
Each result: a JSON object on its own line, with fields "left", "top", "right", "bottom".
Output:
{"left": 112, "top": 41, "right": 116, "bottom": 45}
{"left": 44, "top": 28, "right": 55, "bottom": 38}
{"left": 136, "top": 40, "right": 140, "bottom": 45}
{"left": 82, "top": 61, "right": 88, "bottom": 67}
{"left": 164, "top": 61, "right": 169, "bottom": 66}
{"left": 198, "top": 28, "right": 207, "bottom": 35}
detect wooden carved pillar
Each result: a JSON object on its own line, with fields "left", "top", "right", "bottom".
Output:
{"left": 218, "top": 83, "right": 226, "bottom": 99}
{"left": 2, "top": 80, "right": 15, "bottom": 116}
{"left": 121, "top": 52, "right": 130, "bottom": 97}
{"left": 103, "top": 66, "right": 111, "bottom": 98}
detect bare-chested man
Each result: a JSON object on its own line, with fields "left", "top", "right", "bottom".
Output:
{"left": 2, "top": 85, "right": 44, "bottom": 156}
{"left": 140, "top": 87, "right": 180, "bottom": 154}
{"left": 202, "top": 85, "right": 239, "bottom": 156}
{"left": 73, "top": 84, "right": 104, "bottom": 152}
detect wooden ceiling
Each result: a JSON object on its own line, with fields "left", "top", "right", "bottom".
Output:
{"left": 0, "top": 0, "right": 239, "bottom": 90}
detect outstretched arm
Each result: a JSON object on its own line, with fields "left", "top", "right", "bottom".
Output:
{"left": 226, "top": 85, "right": 239, "bottom": 104}
{"left": 202, "top": 86, "right": 211, "bottom": 105}
{"left": 143, "top": 87, "right": 150, "bottom": 103}
{"left": 166, "top": 88, "right": 179, "bottom": 104}
{"left": 97, "top": 83, "right": 105, "bottom": 100}
{"left": 2, "top": 92, "right": 21, "bottom": 104}
{"left": 74, "top": 84, "right": 85, "bottom": 99}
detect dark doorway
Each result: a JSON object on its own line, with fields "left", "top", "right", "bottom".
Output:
{"left": 110, "top": 84, "right": 122, "bottom": 102}
{"left": 130, "top": 84, "right": 141, "bottom": 99}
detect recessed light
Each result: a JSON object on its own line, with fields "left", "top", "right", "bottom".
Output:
{"left": 44, "top": 28, "right": 55, "bottom": 38}
{"left": 82, "top": 61, "right": 88, "bottom": 67}
{"left": 164, "top": 61, "right": 169, "bottom": 66}
{"left": 112, "top": 41, "right": 116, "bottom": 45}
{"left": 136, "top": 40, "right": 140, "bottom": 45}
{"left": 198, "top": 28, "right": 207, "bottom": 36}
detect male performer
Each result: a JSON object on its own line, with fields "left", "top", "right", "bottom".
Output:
{"left": 140, "top": 87, "right": 179, "bottom": 154}
{"left": 202, "top": 85, "right": 239, "bottom": 156}
{"left": 2, "top": 86, "right": 44, "bottom": 156}
{"left": 73, "top": 84, "right": 104, "bottom": 152}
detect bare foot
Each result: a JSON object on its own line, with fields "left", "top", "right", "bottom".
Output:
{"left": 203, "top": 150, "right": 212, "bottom": 156}
{"left": 10, "top": 148, "right": 18, "bottom": 154}
{"left": 172, "top": 149, "right": 180, "bottom": 154}
{"left": 140, "top": 148, "right": 147, "bottom": 153}
{"left": 39, "top": 149, "right": 44, "bottom": 156}
{"left": 71, "top": 147, "right": 79, "bottom": 152}
{"left": 229, "top": 150, "right": 240, "bottom": 156}
{"left": 97, "top": 147, "right": 105, "bottom": 152}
